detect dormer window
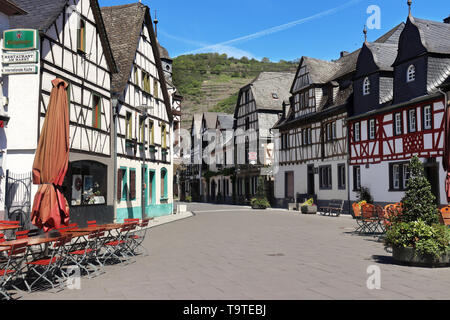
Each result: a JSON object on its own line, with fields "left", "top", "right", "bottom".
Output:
{"left": 407, "top": 65, "right": 416, "bottom": 82}
{"left": 363, "top": 77, "right": 370, "bottom": 96}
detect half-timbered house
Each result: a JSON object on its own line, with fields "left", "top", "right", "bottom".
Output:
{"left": 4, "top": 0, "right": 118, "bottom": 226}
{"left": 348, "top": 10, "right": 450, "bottom": 206}
{"left": 101, "top": 2, "right": 174, "bottom": 221}
{"left": 233, "top": 72, "right": 294, "bottom": 204}
{"left": 273, "top": 23, "right": 405, "bottom": 211}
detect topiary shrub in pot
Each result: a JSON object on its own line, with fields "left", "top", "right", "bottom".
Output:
{"left": 384, "top": 156, "right": 449, "bottom": 266}
{"left": 251, "top": 177, "right": 271, "bottom": 210}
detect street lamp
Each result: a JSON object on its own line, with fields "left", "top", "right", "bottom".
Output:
{"left": 137, "top": 103, "right": 154, "bottom": 219}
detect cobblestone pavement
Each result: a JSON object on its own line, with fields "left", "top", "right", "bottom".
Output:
{"left": 21, "top": 203, "right": 450, "bottom": 300}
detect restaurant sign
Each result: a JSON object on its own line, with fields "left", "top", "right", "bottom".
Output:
{"left": 3, "top": 29, "right": 39, "bottom": 51}
{"left": 1, "top": 64, "right": 38, "bottom": 75}
{"left": 2, "top": 51, "right": 38, "bottom": 64}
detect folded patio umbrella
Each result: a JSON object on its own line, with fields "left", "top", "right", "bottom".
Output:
{"left": 444, "top": 102, "right": 450, "bottom": 203}
{"left": 31, "top": 78, "right": 70, "bottom": 232}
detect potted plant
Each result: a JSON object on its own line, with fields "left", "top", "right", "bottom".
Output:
{"left": 251, "top": 177, "right": 271, "bottom": 210}
{"left": 299, "top": 198, "right": 317, "bottom": 214}
{"left": 384, "top": 156, "right": 450, "bottom": 267}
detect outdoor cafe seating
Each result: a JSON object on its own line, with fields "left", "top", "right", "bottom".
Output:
{"left": 0, "top": 218, "right": 152, "bottom": 300}
{"left": 352, "top": 202, "right": 403, "bottom": 235}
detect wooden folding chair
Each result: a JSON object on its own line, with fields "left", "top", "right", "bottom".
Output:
{"left": 440, "top": 206, "right": 450, "bottom": 227}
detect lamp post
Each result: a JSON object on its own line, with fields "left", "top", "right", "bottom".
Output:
{"left": 112, "top": 95, "right": 119, "bottom": 216}
{"left": 137, "top": 103, "right": 154, "bottom": 219}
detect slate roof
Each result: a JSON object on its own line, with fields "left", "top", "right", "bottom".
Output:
{"left": 217, "top": 114, "right": 234, "bottom": 130}
{"left": 248, "top": 72, "right": 295, "bottom": 111}
{"left": 10, "top": 0, "right": 117, "bottom": 73}
{"left": 203, "top": 112, "right": 224, "bottom": 130}
{"left": 0, "top": 0, "right": 27, "bottom": 15}
{"left": 158, "top": 43, "right": 171, "bottom": 60}
{"left": 365, "top": 42, "right": 399, "bottom": 71}
{"left": 303, "top": 57, "right": 341, "bottom": 84}
{"left": 411, "top": 16, "right": 450, "bottom": 54}
{"left": 331, "top": 23, "right": 405, "bottom": 80}
{"left": 8, "top": 0, "right": 67, "bottom": 31}
{"left": 101, "top": 3, "right": 146, "bottom": 93}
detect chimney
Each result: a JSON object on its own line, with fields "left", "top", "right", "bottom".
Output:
{"left": 444, "top": 15, "right": 450, "bottom": 24}
{"left": 340, "top": 51, "right": 349, "bottom": 58}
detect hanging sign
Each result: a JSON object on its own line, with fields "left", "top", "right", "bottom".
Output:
{"left": 1, "top": 64, "right": 38, "bottom": 75}
{"left": 2, "top": 51, "right": 38, "bottom": 64}
{"left": 3, "top": 29, "right": 39, "bottom": 51}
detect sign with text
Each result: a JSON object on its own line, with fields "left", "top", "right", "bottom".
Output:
{"left": 1, "top": 64, "right": 38, "bottom": 75}
{"left": 2, "top": 51, "right": 38, "bottom": 64}
{"left": 3, "top": 29, "right": 39, "bottom": 51}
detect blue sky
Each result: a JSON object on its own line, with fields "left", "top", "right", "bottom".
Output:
{"left": 99, "top": 0, "right": 450, "bottom": 62}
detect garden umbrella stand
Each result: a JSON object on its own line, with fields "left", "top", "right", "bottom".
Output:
{"left": 31, "top": 78, "right": 70, "bottom": 233}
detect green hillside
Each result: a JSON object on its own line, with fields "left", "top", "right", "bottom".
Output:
{"left": 172, "top": 53, "right": 298, "bottom": 128}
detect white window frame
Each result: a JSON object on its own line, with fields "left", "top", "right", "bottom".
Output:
{"left": 395, "top": 113, "right": 402, "bottom": 135}
{"left": 354, "top": 122, "right": 360, "bottom": 142}
{"left": 369, "top": 119, "right": 376, "bottom": 140}
{"left": 407, "top": 65, "right": 416, "bottom": 83}
{"left": 403, "top": 164, "right": 410, "bottom": 189}
{"left": 363, "top": 77, "right": 370, "bottom": 96}
{"left": 409, "top": 109, "right": 417, "bottom": 133}
{"left": 423, "top": 105, "right": 432, "bottom": 130}
{"left": 393, "top": 164, "right": 400, "bottom": 190}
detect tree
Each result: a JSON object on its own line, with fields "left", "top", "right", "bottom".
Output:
{"left": 400, "top": 155, "right": 439, "bottom": 225}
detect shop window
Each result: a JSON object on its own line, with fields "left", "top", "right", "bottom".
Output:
{"left": 389, "top": 162, "right": 410, "bottom": 191}
{"left": 353, "top": 166, "right": 361, "bottom": 191}
{"left": 149, "top": 170, "right": 155, "bottom": 204}
{"left": 117, "top": 167, "right": 127, "bottom": 201}
{"left": 70, "top": 161, "right": 107, "bottom": 206}
{"left": 338, "top": 164, "right": 346, "bottom": 190}
{"left": 319, "top": 165, "right": 332, "bottom": 190}
{"left": 161, "top": 168, "right": 168, "bottom": 200}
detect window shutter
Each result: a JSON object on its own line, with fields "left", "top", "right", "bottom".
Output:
{"left": 130, "top": 170, "right": 136, "bottom": 200}
{"left": 117, "top": 169, "right": 123, "bottom": 200}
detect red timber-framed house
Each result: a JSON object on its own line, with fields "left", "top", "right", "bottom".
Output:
{"left": 4, "top": 0, "right": 118, "bottom": 226}
{"left": 233, "top": 72, "right": 294, "bottom": 205}
{"left": 101, "top": 2, "right": 174, "bottom": 221}
{"left": 273, "top": 24, "right": 405, "bottom": 211}
{"left": 347, "top": 10, "right": 450, "bottom": 207}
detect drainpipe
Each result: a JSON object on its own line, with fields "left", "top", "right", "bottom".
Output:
{"left": 112, "top": 95, "right": 119, "bottom": 222}
{"left": 438, "top": 88, "right": 448, "bottom": 171}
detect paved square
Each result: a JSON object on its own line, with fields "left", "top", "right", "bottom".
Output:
{"left": 21, "top": 203, "right": 450, "bottom": 300}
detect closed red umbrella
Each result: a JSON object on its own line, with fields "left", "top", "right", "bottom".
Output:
{"left": 31, "top": 78, "right": 70, "bottom": 232}
{"left": 444, "top": 100, "right": 450, "bottom": 203}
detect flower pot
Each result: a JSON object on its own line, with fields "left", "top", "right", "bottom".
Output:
{"left": 392, "top": 246, "right": 450, "bottom": 268}
{"left": 301, "top": 205, "right": 317, "bottom": 214}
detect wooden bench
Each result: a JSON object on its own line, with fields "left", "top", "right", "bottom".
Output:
{"left": 320, "top": 200, "right": 344, "bottom": 217}
{"left": 440, "top": 207, "right": 450, "bottom": 227}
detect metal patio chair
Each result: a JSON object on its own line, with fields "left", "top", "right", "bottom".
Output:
{"left": 0, "top": 241, "right": 29, "bottom": 300}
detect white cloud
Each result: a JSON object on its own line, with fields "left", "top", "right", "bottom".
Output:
{"left": 159, "top": 30, "right": 257, "bottom": 59}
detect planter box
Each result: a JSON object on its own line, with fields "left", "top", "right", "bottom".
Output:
{"left": 393, "top": 246, "right": 450, "bottom": 268}
{"left": 300, "top": 205, "right": 318, "bottom": 214}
